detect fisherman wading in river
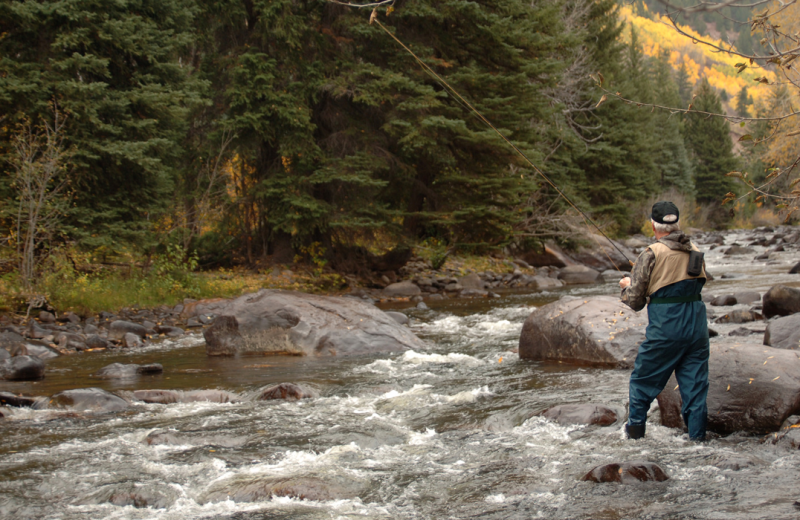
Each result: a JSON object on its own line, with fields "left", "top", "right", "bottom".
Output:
{"left": 619, "top": 201, "right": 709, "bottom": 441}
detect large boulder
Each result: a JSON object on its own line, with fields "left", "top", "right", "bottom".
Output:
{"left": 193, "top": 290, "right": 426, "bottom": 357}
{"left": 764, "top": 315, "right": 800, "bottom": 350}
{"left": 762, "top": 285, "right": 800, "bottom": 318}
{"left": 519, "top": 297, "right": 647, "bottom": 368}
{"left": 541, "top": 404, "right": 619, "bottom": 426}
{"left": 557, "top": 265, "right": 601, "bottom": 285}
{"left": 0, "top": 332, "right": 59, "bottom": 359}
{"left": 108, "top": 320, "right": 148, "bottom": 341}
{"left": 520, "top": 242, "right": 577, "bottom": 268}
{"left": 657, "top": 342, "right": 800, "bottom": 434}
{"left": 527, "top": 276, "right": 564, "bottom": 290}
{"left": 0, "top": 355, "right": 45, "bottom": 381}
{"left": 571, "top": 235, "right": 636, "bottom": 272}
{"left": 581, "top": 462, "right": 668, "bottom": 483}
{"left": 382, "top": 280, "right": 421, "bottom": 297}
{"left": 47, "top": 388, "right": 130, "bottom": 413}
{"left": 458, "top": 273, "right": 485, "bottom": 290}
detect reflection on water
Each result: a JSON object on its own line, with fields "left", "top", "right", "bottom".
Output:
{"left": 1, "top": 229, "right": 799, "bottom": 519}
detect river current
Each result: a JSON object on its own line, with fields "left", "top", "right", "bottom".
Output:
{"left": 1, "top": 230, "right": 800, "bottom": 519}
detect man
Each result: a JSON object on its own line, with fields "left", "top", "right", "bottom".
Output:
{"left": 619, "top": 201, "right": 709, "bottom": 441}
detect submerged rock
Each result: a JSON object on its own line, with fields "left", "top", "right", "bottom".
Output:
{"left": 0, "top": 355, "right": 45, "bottom": 381}
{"left": 48, "top": 388, "right": 130, "bottom": 413}
{"left": 132, "top": 389, "right": 239, "bottom": 404}
{"left": 519, "top": 297, "right": 646, "bottom": 368}
{"left": 194, "top": 290, "right": 425, "bottom": 357}
{"left": 657, "top": 342, "right": 800, "bottom": 434}
{"left": 581, "top": 461, "right": 669, "bottom": 483}
{"left": 94, "top": 363, "right": 163, "bottom": 379}
{"left": 202, "top": 475, "right": 364, "bottom": 503}
{"left": 764, "top": 315, "right": 800, "bottom": 350}
{"left": 257, "top": 383, "right": 315, "bottom": 400}
{"left": 762, "top": 285, "right": 800, "bottom": 318}
{"left": 541, "top": 404, "right": 618, "bottom": 426}
{"left": 0, "top": 392, "right": 37, "bottom": 407}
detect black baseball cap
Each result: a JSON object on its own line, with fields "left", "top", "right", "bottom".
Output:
{"left": 651, "top": 201, "right": 680, "bottom": 224}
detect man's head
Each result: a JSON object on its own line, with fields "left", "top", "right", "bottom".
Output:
{"left": 650, "top": 201, "right": 680, "bottom": 237}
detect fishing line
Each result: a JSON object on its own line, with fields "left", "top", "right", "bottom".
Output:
{"left": 342, "top": 5, "right": 633, "bottom": 269}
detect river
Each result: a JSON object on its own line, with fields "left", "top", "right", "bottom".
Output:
{"left": 1, "top": 229, "right": 799, "bottom": 519}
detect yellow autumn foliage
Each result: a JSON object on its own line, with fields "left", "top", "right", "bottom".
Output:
{"left": 620, "top": 6, "right": 774, "bottom": 103}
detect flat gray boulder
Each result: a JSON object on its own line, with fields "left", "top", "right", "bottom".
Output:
{"left": 193, "top": 290, "right": 426, "bottom": 357}
{"left": 109, "top": 320, "right": 148, "bottom": 340}
{"left": 519, "top": 297, "right": 647, "bottom": 368}
{"left": 571, "top": 235, "right": 636, "bottom": 272}
{"left": 383, "top": 280, "right": 421, "bottom": 297}
{"left": 764, "top": 315, "right": 800, "bottom": 350}
{"left": 46, "top": 388, "right": 130, "bottom": 413}
{"left": 458, "top": 273, "right": 485, "bottom": 290}
{"left": 557, "top": 265, "right": 601, "bottom": 285}
{"left": 527, "top": 276, "right": 564, "bottom": 290}
{"left": 657, "top": 342, "right": 800, "bottom": 434}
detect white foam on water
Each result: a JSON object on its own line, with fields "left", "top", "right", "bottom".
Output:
{"left": 476, "top": 319, "right": 518, "bottom": 334}
{"left": 408, "top": 428, "right": 437, "bottom": 445}
{"left": 439, "top": 386, "right": 494, "bottom": 404}
{"left": 485, "top": 493, "right": 506, "bottom": 503}
{"left": 400, "top": 350, "right": 484, "bottom": 366}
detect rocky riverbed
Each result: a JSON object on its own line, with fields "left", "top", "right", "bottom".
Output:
{"left": 1, "top": 226, "right": 800, "bottom": 519}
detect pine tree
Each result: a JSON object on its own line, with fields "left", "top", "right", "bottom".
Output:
{"left": 563, "top": 25, "right": 662, "bottom": 228}
{"left": 189, "top": 0, "right": 573, "bottom": 256}
{"left": 651, "top": 51, "right": 695, "bottom": 194}
{"left": 684, "top": 79, "right": 738, "bottom": 207}
{"left": 735, "top": 87, "right": 752, "bottom": 117}
{"left": 0, "top": 0, "right": 203, "bottom": 251}
{"left": 675, "top": 62, "right": 693, "bottom": 108}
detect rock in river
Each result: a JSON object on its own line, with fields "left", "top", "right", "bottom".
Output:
{"left": 762, "top": 285, "right": 800, "bottom": 318}
{"left": 557, "top": 265, "right": 601, "bottom": 285}
{"left": 519, "top": 297, "right": 647, "bottom": 368}
{"left": 193, "top": 290, "right": 426, "bottom": 357}
{"left": 108, "top": 320, "right": 148, "bottom": 340}
{"left": 257, "top": 383, "right": 315, "bottom": 400}
{"left": 764, "top": 315, "right": 800, "bottom": 350}
{"left": 542, "top": 404, "right": 619, "bottom": 426}
{"left": 0, "top": 355, "right": 45, "bottom": 381}
{"left": 581, "top": 461, "right": 669, "bottom": 483}
{"left": 94, "top": 363, "right": 163, "bottom": 379}
{"left": 47, "top": 388, "right": 130, "bottom": 413}
{"left": 657, "top": 342, "right": 800, "bottom": 434}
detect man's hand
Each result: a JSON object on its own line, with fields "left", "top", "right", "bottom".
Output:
{"left": 619, "top": 276, "right": 631, "bottom": 289}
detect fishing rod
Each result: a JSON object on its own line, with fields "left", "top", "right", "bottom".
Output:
{"left": 332, "top": 3, "right": 634, "bottom": 269}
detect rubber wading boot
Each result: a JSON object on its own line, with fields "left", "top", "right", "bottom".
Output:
{"left": 625, "top": 423, "right": 646, "bottom": 439}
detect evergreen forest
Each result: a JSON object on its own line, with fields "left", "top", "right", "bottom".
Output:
{"left": 0, "top": 0, "right": 795, "bottom": 307}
